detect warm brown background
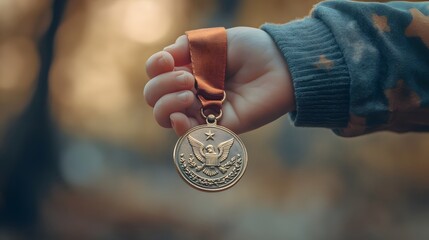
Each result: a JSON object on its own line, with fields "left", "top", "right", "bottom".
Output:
{"left": 1, "top": 0, "right": 429, "bottom": 239}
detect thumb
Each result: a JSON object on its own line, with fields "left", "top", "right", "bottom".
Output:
{"left": 164, "top": 35, "right": 191, "bottom": 67}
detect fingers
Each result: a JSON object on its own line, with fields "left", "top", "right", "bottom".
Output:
{"left": 146, "top": 35, "right": 191, "bottom": 79}
{"left": 146, "top": 51, "right": 175, "bottom": 79}
{"left": 153, "top": 90, "right": 195, "bottom": 128}
{"left": 145, "top": 35, "right": 197, "bottom": 133}
{"left": 170, "top": 112, "right": 199, "bottom": 136}
{"left": 144, "top": 71, "right": 195, "bottom": 107}
{"left": 163, "top": 35, "right": 190, "bottom": 67}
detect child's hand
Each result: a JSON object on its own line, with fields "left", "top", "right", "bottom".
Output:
{"left": 144, "top": 27, "right": 295, "bottom": 136}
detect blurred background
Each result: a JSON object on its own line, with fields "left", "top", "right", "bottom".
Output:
{"left": 1, "top": 0, "right": 429, "bottom": 239}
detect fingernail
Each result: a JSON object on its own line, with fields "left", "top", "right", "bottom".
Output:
{"left": 163, "top": 43, "right": 176, "bottom": 51}
{"left": 156, "top": 54, "right": 167, "bottom": 66}
{"left": 176, "top": 72, "right": 188, "bottom": 84}
{"left": 178, "top": 91, "right": 190, "bottom": 102}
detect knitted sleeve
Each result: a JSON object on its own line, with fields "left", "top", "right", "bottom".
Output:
{"left": 261, "top": 1, "right": 429, "bottom": 137}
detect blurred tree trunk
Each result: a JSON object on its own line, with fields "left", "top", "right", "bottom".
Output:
{"left": 0, "top": 0, "right": 65, "bottom": 234}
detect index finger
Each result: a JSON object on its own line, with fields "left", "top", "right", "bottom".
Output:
{"left": 146, "top": 51, "right": 175, "bottom": 79}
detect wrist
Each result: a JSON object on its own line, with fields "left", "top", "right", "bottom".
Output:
{"left": 261, "top": 19, "right": 350, "bottom": 128}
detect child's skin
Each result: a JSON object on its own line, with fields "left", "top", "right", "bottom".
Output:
{"left": 144, "top": 27, "right": 295, "bottom": 136}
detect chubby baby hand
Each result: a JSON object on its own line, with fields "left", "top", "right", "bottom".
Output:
{"left": 144, "top": 27, "right": 295, "bottom": 136}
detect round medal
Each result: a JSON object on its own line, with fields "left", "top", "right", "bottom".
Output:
{"left": 173, "top": 123, "right": 248, "bottom": 192}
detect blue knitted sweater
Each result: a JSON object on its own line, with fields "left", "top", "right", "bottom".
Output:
{"left": 262, "top": 1, "right": 429, "bottom": 137}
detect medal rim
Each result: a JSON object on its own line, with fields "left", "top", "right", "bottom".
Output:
{"left": 173, "top": 124, "right": 248, "bottom": 192}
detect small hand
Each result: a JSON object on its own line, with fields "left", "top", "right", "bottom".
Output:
{"left": 144, "top": 27, "right": 295, "bottom": 136}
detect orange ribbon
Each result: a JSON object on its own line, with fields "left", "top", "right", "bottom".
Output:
{"left": 186, "top": 27, "right": 227, "bottom": 116}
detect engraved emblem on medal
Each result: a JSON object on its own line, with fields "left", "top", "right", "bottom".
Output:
{"left": 172, "top": 27, "right": 248, "bottom": 191}
{"left": 174, "top": 114, "right": 248, "bottom": 192}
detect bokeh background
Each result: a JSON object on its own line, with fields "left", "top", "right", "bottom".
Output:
{"left": 1, "top": 0, "right": 429, "bottom": 239}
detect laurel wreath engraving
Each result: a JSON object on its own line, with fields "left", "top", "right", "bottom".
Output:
{"left": 179, "top": 153, "right": 243, "bottom": 187}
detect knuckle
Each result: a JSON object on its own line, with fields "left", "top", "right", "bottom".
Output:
{"left": 153, "top": 106, "right": 169, "bottom": 128}
{"left": 153, "top": 96, "right": 172, "bottom": 128}
{"left": 143, "top": 83, "right": 155, "bottom": 107}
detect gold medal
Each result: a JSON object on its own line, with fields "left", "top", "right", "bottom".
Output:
{"left": 172, "top": 27, "right": 248, "bottom": 191}
{"left": 174, "top": 115, "right": 247, "bottom": 191}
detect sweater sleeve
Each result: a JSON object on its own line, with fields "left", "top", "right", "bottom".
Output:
{"left": 261, "top": 1, "right": 429, "bottom": 137}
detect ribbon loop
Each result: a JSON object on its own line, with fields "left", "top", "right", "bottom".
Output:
{"left": 186, "top": 27, "right": 227, "bottom": 116}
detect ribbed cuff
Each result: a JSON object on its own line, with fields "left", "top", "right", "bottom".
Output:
{"left": 262, "top": 18, "right": 350, "bottom": 128}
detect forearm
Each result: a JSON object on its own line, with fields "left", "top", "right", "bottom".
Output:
{"left": 262, "top": 1, "right": 429, "bottom": 136}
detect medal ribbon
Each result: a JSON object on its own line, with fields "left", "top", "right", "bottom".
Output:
{"left": 186, "top": 27, "right": 227, "bottom": 116}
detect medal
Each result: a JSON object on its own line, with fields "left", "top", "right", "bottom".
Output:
{"left": 173, "top": 27, "right": 248, "bottom": 192}
{"left": 173, "top": 114, "right": 248, "bottom": 192}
